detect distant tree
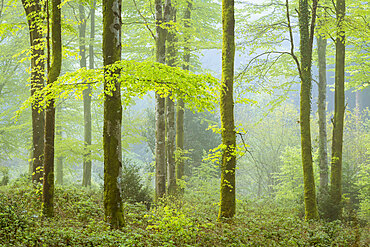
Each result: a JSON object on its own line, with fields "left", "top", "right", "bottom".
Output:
{"left": 317, "top": 34, "right": 328, "bottom": 192}
{"left": 42, "top": 0, "right": 62, "bottom": 217}
{"left": 316, "top": 5, "right": 329, "bottom": 203}
{"left": 55, "top": 106, "right": 63, "bottom": 185}
{"left": 166, "top": 1, "right": 177, "bottom": 196}
{"left": 21, "top": 0, "right": 45, "bottom": 184}
{"left": 80, "top": 2, "right": 92, "bottom": 187}
{"left": 176, "top": 0, "right": 192, "bottom": 195}
{"left": 218, "top": 0, "right": 236, "bottom": 219}
{"left": 330, "top": 0, "right": 346, "bottom": 221}
{"left": 102, "top": 0, "right": 125, "bottom": 228}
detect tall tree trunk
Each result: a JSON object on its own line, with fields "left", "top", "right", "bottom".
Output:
{"left": 42, "top": 0, "right": 62, "bottom": 218}
{"left": 298, "top": 0, "right": 319, "bottom": 220}
{"left": 21, "top": 0, "right": 45, "bottom": 184}
{"left": 218, "top": 0, "right": 236, "bottom": 220}
{"left": 330, "top": 0, "right": 345, "bottom": 221}
{"left": 80, "top": 3, "right": 92, "bottom": 187}
{"left": 155, "top": 0, "right": 169, "bottom": 200}
{"left": 83, "top": 0, "right": 95, "bottom": 186}
{"left": 176, "top": 0, "right": 192, "bottom": 194}
{"left": 103, "top": 0, "right": 125, "bottom": 228}
{"left": 166, "top": 5, "right": 177, "bottom": 196}
{"left": 317, "top": 35, "right": 328, "bottom": 192}
{"left": 56, "top": 106, "right": 63, "bottom": 185}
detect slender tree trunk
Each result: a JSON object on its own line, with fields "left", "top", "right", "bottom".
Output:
{"left": 330, "top": 0, "right": 345, "bottom": 221}
{"left": 218, "top": 0, "right": 236, "bottom": 220}
{"left": 21, "top": 0, "right": 45, "bottom": 184}
{"left": 103, "top": 0, "right": 125, "bottom": 228}
{"left": 42, "top": 0, "right": 62, "bottom": 218}
{"left": 56, "top": 106, "right": 63, "bottom": 185}
{"left": 80, "top": 3, "right": 92, "bottom": 187}
{"left": 317, "top": 35, "right": 328, "bottom": 192}
{"left": 155, "top": 0, "right": 170, "bottom": 201}
{"left": 298, "top": 0, "right": 319, "bottom": 220}
{"left": 176, "top": 0, "right": 192, "bottom": 194}
{"left": 166, "top": 5, "right": 177, "bottom": 196}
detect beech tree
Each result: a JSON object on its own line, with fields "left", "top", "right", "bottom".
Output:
{"left": 316, "top": 5, "right": 329, "bottom": 193}
{"left": 298, "top": 0, "right": 319, "bottom": 220}
{"left": 176, "top": 0, "right": 192, "bottom": 194}
{"left": 103, "top": 0, "right": 125, "bottom": 228}
{"left": 166, "top": 2, "right": 177, "bottom": 196}
{"left": 42, "top": 0, "right": 62, "bottom": 217}
{"left": 154, "top": 0, "right": 170, "bottom": 200}
{"left": 330, "top": 0, "right": 346, "bottom": 221}
{"left": 218, "top": 0, "right": 236, "bottom": 219}
{"left": 21, "top": 0, "right": 45, "bottom": 184}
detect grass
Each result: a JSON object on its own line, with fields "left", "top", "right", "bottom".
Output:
{"left": 0, "top": 184, "right": 369, "bottom": 246}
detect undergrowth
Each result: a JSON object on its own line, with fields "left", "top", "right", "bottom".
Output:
{"left": 0, "top": 184, "right": 368, "bottom": 246}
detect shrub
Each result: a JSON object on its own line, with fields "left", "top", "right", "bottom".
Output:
{"left": 120, "top": 158, "right": 153, "bottom": 209}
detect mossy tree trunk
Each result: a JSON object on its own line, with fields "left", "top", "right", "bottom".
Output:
{"left": 330, "top": 0, "right": 345, "bottom": 221}
{"left": 80, "top": 3, "right": 92, "bottom": 187}
{"left": 317, "top": 35, "right": 328, "bottom": 192}
{"left": 103, "top": 0, "right": 125, "bottom": 228}
{"left": 176, "top": 0, "right": 192, "bottom": 195}
{"left": 21, "top": 0, "right": 45, "bottom": 184}
{"left": 166, "top": 4, "right": 177, "bottom": 196}
{"left": 298, "top": 0, "right": 319, "bottom": 220}
{"left": 155, "top": 0, "right": 170, "bottom": 201}
{"left": 42, "top": 0, "right": 62, "bottom": 218}
{"left": 218, "top": 0, "right": 236, "bottom": 220}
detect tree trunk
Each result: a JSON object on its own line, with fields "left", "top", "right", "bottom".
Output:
{"left": 176, "top": 0, "right": 192, "bottom": 194}
{"left": 317, "top": 35, "right": 328, "bottom": 192}
{"left": 330, "top": 0, "right": 345, "bottom": 221}
{"left": 155, "top": 0, "right": 170, "bottom": 201}
{"left": 166, "top": 5, "right": 177, "bottom": 196}
{"left": 42, "top": 0, "right": 62, "bottom": 218}
{"left": 298, "top": 0, "right": 319, "bottom": 220}
{"left": 56, "top": 106, "right": 63, "bottom": 185}
{"left": 103, "top": 0, "right": 125, "bottom": 228}
{"left": 218, "top": 0, "right": 236, "bottom": 220}
{"left": 21, "top": 0, "right": 45, "bottom": 185}
{"left": 80, "top": 3, "right": 92, "bottom": 187}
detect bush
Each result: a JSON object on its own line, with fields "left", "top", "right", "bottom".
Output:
{"left": 120, "top": 158, "right": 153, "bottom": 209}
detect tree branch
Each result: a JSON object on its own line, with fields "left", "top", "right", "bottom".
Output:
{"left": 132, "top": 0, "right": 156, "bottom": 40}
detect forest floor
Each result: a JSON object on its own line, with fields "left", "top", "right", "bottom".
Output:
{"left": 0, "top": 183, "right": 369, "bottom": 246}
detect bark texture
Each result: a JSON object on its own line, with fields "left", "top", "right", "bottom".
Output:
{"left": 298, "top": 0, "right": 319, "bottom": 220}
{"left": 330, "top": 0, "right": 345, "bottom": 221}
{"left": 317, "top": 35, "right": 328, "bottom": 191}
{"left": 42, "top": 0, "right": 62, "bottom": 218}
{"left": 155, "top": 0, "right": 170, "bottom": 200}
{"left": 218, "top": 0, "right": 236, "bottom": 220}
{"left": 103, "top": 0, "right": 125, "bottom": 228}
{"left": 21, "top": 0, "right": 45, "bottom": 184}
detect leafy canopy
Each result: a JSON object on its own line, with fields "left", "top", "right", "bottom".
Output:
{"left": 18, "top": 60, "right": 219, "bottom": 116}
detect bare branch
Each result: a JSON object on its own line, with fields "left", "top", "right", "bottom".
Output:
{"left": 132, "top": 0, "right": 156, "bottom": 41}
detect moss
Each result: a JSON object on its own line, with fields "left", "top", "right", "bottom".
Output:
{"left": 103, "top": 0, "right": 125, "bottom": 228}
{"left": 299, "top": 0, "right": 319, "bottom": 220}
{"left": 330, "top": 0, "right": 346, "bottom": 221}
{"left": 218, "top": 0, "right": 236, "bottom": 220}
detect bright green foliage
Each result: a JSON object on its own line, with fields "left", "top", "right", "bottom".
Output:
{"left": 20, "top": 60, "right": 218, "bottom": 115}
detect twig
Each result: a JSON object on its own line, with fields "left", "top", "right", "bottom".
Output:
{"left": 132, "top": 0, "right": 156, "bottom": 40}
